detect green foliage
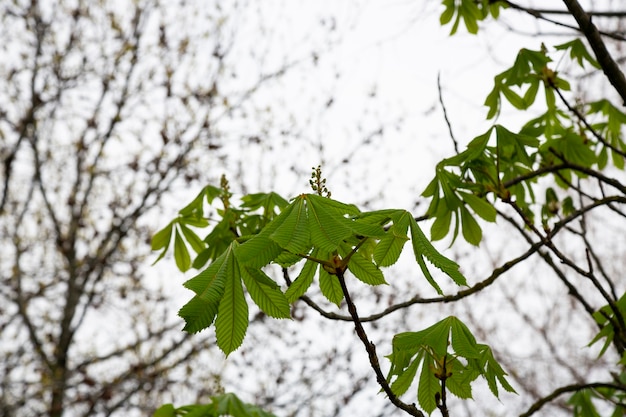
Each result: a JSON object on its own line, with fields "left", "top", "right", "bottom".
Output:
{"left": 589, "top": 293, "right": 626, "bottom": 358}
{"left": 153, "top": 2, "right": 626, "bottom": 415}
{"left": 386, "top": 316, "right": 516, "bottom": 414}
{"left": 422, "top": 39, "right": 626, "bottom": 246}
{"left": 153, "top": 393, "right": 278, "bottom": 417}
{"left": 439, "top": 0, "right": 506, "bottom": 35}
{"left": 158, "top": 185, "right": 469, "bottom": 354}
{"left": 423, "top": 125, "right": 538, "bottom": 245}
{"left": 567, "top": 389, "right": 602, "bottom": 417}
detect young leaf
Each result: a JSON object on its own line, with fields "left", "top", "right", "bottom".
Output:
{"left": 285, "top": 258, "right": 318, "bottom": 302}
{"left": 174, "top": 229, "right": 192, "bottom": 272}
{"left": 479, "top": 344, "right": 517, "bottom": 396}
{"left": 152, "top": 404, "right": 176, "bottom": 417}
{"left": 152, "top": 221, "right": 173, "bottom": 251}
{"left": 319, "top": 264, "right": 343, "bottom": 306}
{"left": 554, "top": 39, "right": 600, "bottom": 69}
{"left": 212, "top": 392, "right": 279, "bottom": 417}
{"left": 240, "top": 192, "right": 289, "bottom": 223}
{"left": 214, "top": 253, "right": 248, "bottom": 355}
{"left": 409, "top": 217, "right": 468, "bottom": 287}
{"left": 568, "top": 389, "right": 602, "bottom": 417}
{"left": 393, "top": 321, "right": 449, "bottom": 358}
{"left": 184, "top": 250, "right": 228, "bottom": 299}
{"left": 179, "top": 296, "right": 219, "bottom": 334}
{"left": 305, "top": 194, "right": 354, "bottom": 253}
{"left": 269, "top": 198, "right": 311, "bottom": 254}
{"left": 417, "top": 354, "right": 439, "bottom": 414}
{"left": 430, "top": 209, "right": 452, "bottom": 242}
{"left": 346, "top": 250, "right": 387, "bottom": 285}
{"left": 241, "top": 267, "right": 290, "bottom": 319}
{"left": 450, "top": 317, "right": 480, "bottom": 358}
{"left": 458, "top": 191, "right": 496, "bottom": 222}
{"left": 445, "top": 357, "right": 476, "bottom": 400}
{"left": 500, "top": 85, "right": 526, "bottom": 109}
{"left": 374, "top": 232, "right": 409, "bottom": 267}
{"left": 151, "top": 222, "right": 174, "bottom": 265}
{"left": 179, "top": 223, "right": 206, "bottom": 254}
{"left": 416, "top": 254, "right": 444, "bottom": 295}
{"left": 460, "top": 206, "right": 482, "bottom": 246}
{"left": 390, "top": 355, "right": 420, "bottom": 397}
{"left": 373, "top": 211, "right": 411, "bottom": 266}
{"left": 236, "top": 234, "right": 283, "bottom": 269}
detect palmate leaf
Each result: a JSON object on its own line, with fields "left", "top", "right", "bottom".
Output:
{"left": 180, "top": 244, "right": 250, "bottom": 355}
{"left": 388, "top": 316, "right": 515, "bottom": 414}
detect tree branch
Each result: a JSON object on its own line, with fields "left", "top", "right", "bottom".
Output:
{"left": 520, "top": 382, "right": 626, "bottom": 416}
{"left": 336, "top": 270, "right": 424, "bottom": 417}
{"left": 497, "top": 0, "right": 626, "bottom": 41}
{"left": 562, "top": 0, "right": 626, "bottom": 105}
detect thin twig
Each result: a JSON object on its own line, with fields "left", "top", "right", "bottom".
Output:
{"left": 497, "top": 0, "right": 626, "bottom": 41}
{"left": 552, "top": 85, "right": 626, "bottom": 160}
{"left": 437, "top": 73, "right": 459, "bottom": 154}
{"left": 520, "top": 382, "right": 626, "bottom": 416}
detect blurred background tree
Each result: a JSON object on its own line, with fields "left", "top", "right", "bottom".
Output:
{"left": 0, "top": 0, "right": 350, "bottom": 415}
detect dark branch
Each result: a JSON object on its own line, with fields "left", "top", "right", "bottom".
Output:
{"left": 336, "top": 270, "right": 424, "bottom": 417}
{"left": 562, "top": 0, "right": 626, "bottom": 105}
